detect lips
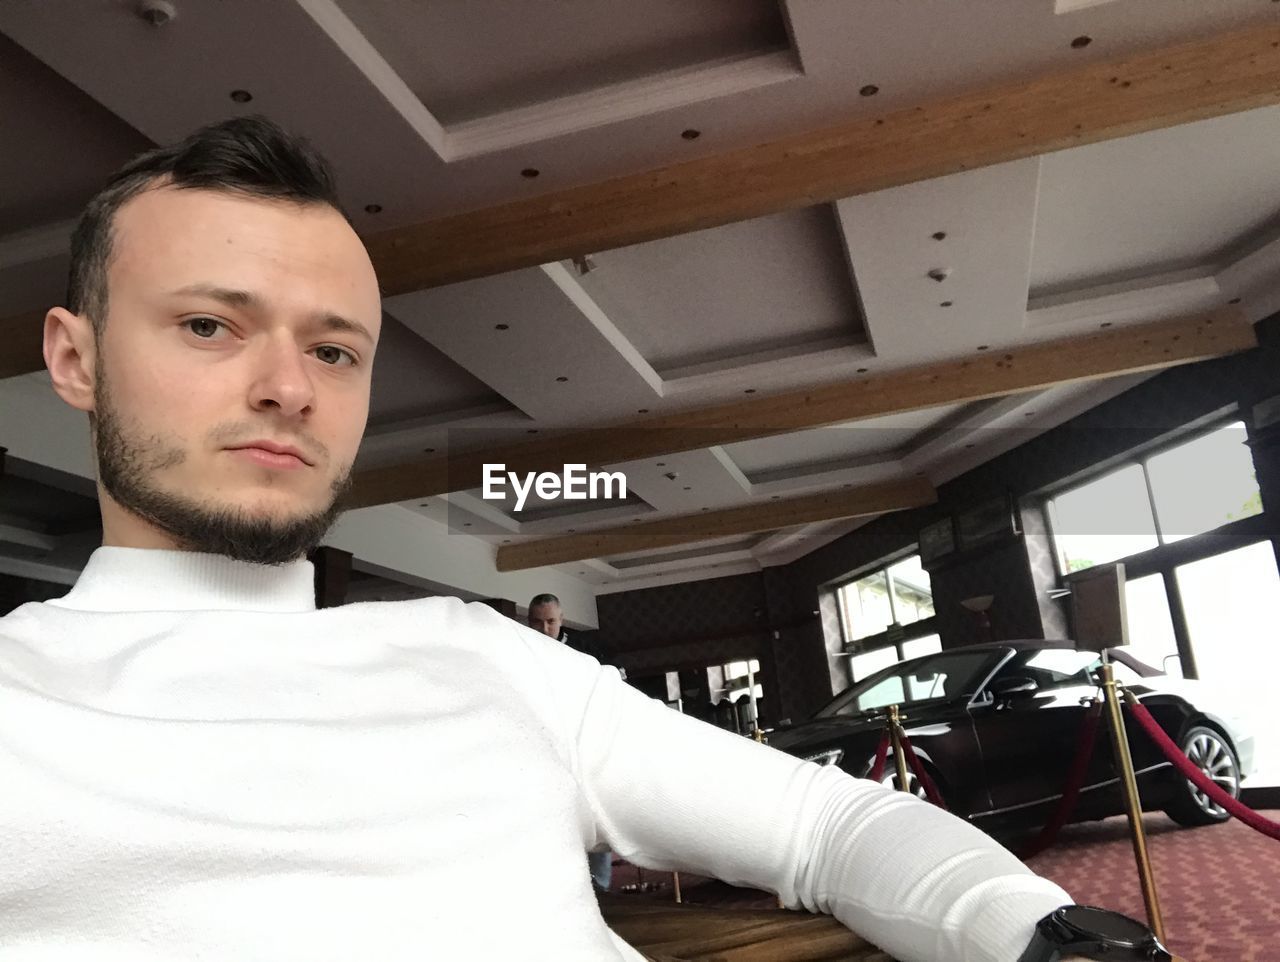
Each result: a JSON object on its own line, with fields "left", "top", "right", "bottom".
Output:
{"left": 227, "top": 440, "right": 314, "bottom": 467}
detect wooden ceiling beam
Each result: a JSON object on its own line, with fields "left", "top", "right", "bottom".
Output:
{"left": 494, "top": 478, "right": 938, "bottom": 572}
{"left": 364, "top": 22, "right": 1280, "bottom": 294}
{"left": 346, "top": 307, "right": 1257, "bottom": 509}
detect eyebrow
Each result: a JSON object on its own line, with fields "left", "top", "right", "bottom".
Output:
{"left": 168, "top": 283, "right": 376, "bottom": 345}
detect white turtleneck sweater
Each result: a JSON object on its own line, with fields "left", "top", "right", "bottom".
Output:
{"left": 0, "top": 548, "right": 1070, "bottom": 961}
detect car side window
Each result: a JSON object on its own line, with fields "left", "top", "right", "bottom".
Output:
{"left": 1014, "top": 649, "right": 1099, "bottom": 690}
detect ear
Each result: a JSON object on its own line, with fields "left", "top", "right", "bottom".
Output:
{"left": 43, "top": 307, "right": 97, "bottom": 413}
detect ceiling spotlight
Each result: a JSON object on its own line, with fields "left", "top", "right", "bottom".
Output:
{"left": 135, "top": 0, "right": 176, "bottom": 26}
{"left": 230, "top": 90, "right": 253, "bottom": 104}
{"left": 927, "top": 267, "right": 951, "bottom": 283}
{"left": 571, "top": 254, "right": 597, "bottom": 276}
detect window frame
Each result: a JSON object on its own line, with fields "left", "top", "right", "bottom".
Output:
{"left": 1041, "top": 414, "right": 1270, "bottom": 680}
{"left": 834, "top": 550, "right": 940, "bottom": 670}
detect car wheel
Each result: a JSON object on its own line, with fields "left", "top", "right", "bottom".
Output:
{"left": 1163, "top": 724, "right": 1240, "bottom": 827}
{"left": 879, "top": 765, "right": 941, "bottom": 805}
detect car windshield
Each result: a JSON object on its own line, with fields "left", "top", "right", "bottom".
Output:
{"left": 816, "top": 649, "right": 1002, "bottom": 718}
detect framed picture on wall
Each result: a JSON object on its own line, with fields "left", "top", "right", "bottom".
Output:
{"left": 918, "top": 517, "right": 956, "bottom": 565}
{"left": 956, "top": 494, "right": 1019, "bottom": 550}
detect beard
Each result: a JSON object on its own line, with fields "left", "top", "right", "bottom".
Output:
{"left": 92, "top": 375, "right": 353, "bottom": 566}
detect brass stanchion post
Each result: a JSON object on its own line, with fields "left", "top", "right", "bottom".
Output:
{"left": 887, "top": 704, "right": 911, "bottom": 793}
{"left": 672, "top": 870, "right": 682, "bottom": 904}
{"left": 1099, "top": 659, "right": 1166, "bottom": 942}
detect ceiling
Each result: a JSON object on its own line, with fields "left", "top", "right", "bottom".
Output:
{"left": 0, "top": 0, "right": 1278, "bottom": 602}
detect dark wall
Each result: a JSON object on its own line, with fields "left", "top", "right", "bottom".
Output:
{"left": 0, "top": 574, "right": 69, "bottom": 614}
{"left": 595, "top": 313, "right": 1280, "bottom": 720}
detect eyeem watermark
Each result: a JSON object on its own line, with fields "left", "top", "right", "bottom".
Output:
{"left": 483, "top": 463, "right": 627, "bottom": 511}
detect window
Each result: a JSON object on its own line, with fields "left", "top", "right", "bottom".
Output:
{"left": 1046, "top": 420, "right": 1261, "bottom": 576}
{"left": 1123, "top": 574, "right": 1181, "bottom": 677}
{"left": 837, "top": 554, "right": 934, "bottom": 643}
{"left": 1048, "top": 464, "right": 1159, "bottom": 574}
{"left": 1146, "top": 422, "right": 1261, "bottom": 542}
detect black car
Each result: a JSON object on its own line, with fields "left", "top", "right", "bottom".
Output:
{"left": 767, "top": 641, "right": 1255, "bottom": 838}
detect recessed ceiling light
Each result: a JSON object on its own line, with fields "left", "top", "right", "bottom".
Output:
{"left": 527, "top": 429, "right": 538, "bottom": 434}
{"left": 463, "top": 523, "right": 472, "bottom": 527}
{"left": 656, "top": 462, "right": 665, "bottom": 467}
{"left": 744, "top": 388, "right": 756, "bottom": 394}
{"left": 1228, "top": 297, "right": 1242, "bottom": 305}
{"left": 857, "top": 367, "right": 869, "bottom": 374}
{"left": 859, "top": 84, "right": 879, "bottom": 96}
{"left": 1100, "top": 322, "right": 1113, "bottom": 328}
{"left": 555, "top": 376, "right": 568, "bottom": 383}
{"left": 771, "top": 495, "right": 780, "bottom": 500}
{"left": 977, "top": 345, "right": 989, "bottom": 351}
{"left": 521, "top": 168, "right": 540, "bottom": 179}
{"left": 940, "top": 301, "right": 953, "bottom": 308}
{"left": 932, "top": 231, "right": 946, "bottom": 241}
{"left": 230, "top": 89, "right": 253, "bottom": 103}
{"left": 495, "top": 323, "right": 509, "bottom": 330}
{"left": 364, "top": 204, "right": 383, "bottom": 214}
{"left": 681, "top": 128, "right": 701, "bottom": 140}
{"left": 683, "top": 486, "right": 692, "bottom": 491}
{"left": 423, "top": 447, "right": 436, "bottom": 454}
{"left": 1071, "top": 35, "right": 1092, "bottom": 49}
{"left": 637, "top": 408, "right": 649, "bottom": 414}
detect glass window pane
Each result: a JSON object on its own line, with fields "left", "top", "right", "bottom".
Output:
{"left": 1147, "top": 422, "right": 1261, "bottom": 543}
{"left": 839, "top": 570, "right": 893, "bottom": 642}
{"left": 887, "top": 555, "right": 934, "bottom": 625}
{"left": 1123, "top": 574, "right": 1182, "bottom": 677}
{"left": 1176, "top": 541, "right": 1280, "bottom": 786}
{"left": 901, "top": 634, "right": 942, "bottom": 661}
{"left": 1050, "top": 464, "right": 1159, "bottom": 574}
{"left": 849, "top": 644, "right": 899, "bottom": 683}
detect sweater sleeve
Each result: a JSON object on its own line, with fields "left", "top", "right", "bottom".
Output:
{"left": 573, "top": 666, "right": 1072, "bottom": 962}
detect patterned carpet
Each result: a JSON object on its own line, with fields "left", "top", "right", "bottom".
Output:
{"left": 610, "top": 812, "right": 1280, "bottom": 961}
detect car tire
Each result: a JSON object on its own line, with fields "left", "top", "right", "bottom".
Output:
{"left": 1163, "top": 724, "right": 1241, "bottom": 827}
{"left": 879, "top": 763, "right": 947, "bottom": 808}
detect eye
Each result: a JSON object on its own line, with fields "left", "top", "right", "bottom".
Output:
{"left": 313, "top": 344, "right": 357, "bottom": 367}
{"left": 186, "top": 316, "right": 226, "bottom": 339}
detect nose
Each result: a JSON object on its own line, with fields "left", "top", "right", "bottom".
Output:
{"left": 248, "top": 336, "right": 315, "bottom": 418}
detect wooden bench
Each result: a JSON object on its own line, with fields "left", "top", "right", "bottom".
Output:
{"left": 600, "top": 898, "right": 896, "bottom": 962}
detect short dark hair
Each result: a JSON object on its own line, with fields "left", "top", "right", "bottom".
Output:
{"left": 529, "top": 593, "right": 560, "bottom": 609}
{"left": 67, "top": 115, "right": 343, "bottom": 333}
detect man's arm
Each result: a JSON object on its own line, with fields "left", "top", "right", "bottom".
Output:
{"left": 573, "top": 667, "right": 1073, "bottom": 962}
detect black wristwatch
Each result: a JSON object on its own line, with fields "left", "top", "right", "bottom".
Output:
{"left": 1018, "top": 905, "right": 1173, "bottom": 961}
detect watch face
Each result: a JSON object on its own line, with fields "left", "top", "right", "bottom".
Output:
{"left": 1059, "top": 906, "right": 1151, "bottom": 945}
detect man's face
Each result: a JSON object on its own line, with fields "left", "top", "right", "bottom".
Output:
{"left": 528, "top": 602, "right": 563, "bottom": 639}
{"left": 84, "top": 185, "right": 381, "bottom": 563}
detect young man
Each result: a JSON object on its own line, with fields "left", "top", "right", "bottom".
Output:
{"left": 0, "top": 117, "right": 1119, "bottom": 961}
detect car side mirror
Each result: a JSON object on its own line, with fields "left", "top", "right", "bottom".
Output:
{"left": 988, "top": 675, "right": 1037, "bottom": 699}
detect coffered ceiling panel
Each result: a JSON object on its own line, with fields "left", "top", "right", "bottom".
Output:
{"left": 721, "top": 405, "right": 966, "bottom": 478}
{"left": 576, "top": 204, "right": 865, "bottom": 375}
{"left": 1030, "top": 106, "right": 1280, "bottom": 296}
{"left": 337, "top": 0, "right": 791, "bottom": 124}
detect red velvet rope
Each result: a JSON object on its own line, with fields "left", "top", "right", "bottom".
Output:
{"left": 868, "top": 731, "right": 890, "bottom": 784}
{"left": 897, "top": 730, "right": 948, "bottom": 810}
{"left": 1125, "top": 697, "right": 1280, "bottom": 842}
{"left": 1019, "top": 700, "right": 1104, "bottom": 860}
